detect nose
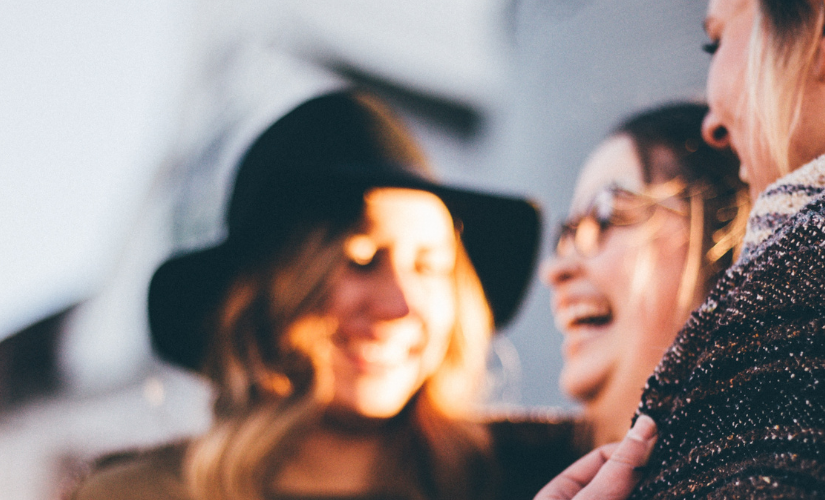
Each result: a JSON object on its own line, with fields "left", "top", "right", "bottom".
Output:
{"left": 701, "top": 110, "right": 731, "bottom": 150}
{"left": 541, "top": 251, "right": 583, "bottom": 290}
{"left": 370, "top": 262, "right": 412, "bottom": 320}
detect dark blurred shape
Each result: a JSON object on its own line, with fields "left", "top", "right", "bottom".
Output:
{"left": 336, "top": 64, "right": 484, "bottom": 139}
{"left": 0, "top": 306, "right": 73, "bottom": 409}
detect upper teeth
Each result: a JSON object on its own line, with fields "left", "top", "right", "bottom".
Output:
{"left": 348, "top": 341, "right": 408, "bottom": 365}
{"left": 555, "top": 302, "right": 610, "bottom": 330}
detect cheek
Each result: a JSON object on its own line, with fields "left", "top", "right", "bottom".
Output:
{"left": 419, "top": 284, "right": 456, "bottom": 365}
{"left": 323, "top": 269, "right": 370, "bottom": 324}
{"left": 322, "top": 274, "right": 352, "bottom": 319}
{"left": 608, "top": 226, "right": 689, "bottom": 337}
{"left": 413, "top": 276, "right": 457, "bottom": 333}
{"left": 429, "top": 292, "right": 456, "bottom": 338}
{"left": 707, "top": 41, "right": 748, "bottom": 129}
{"left": 632, "top": 237, "right": 689, "bottom": 337}
{"left": 590, "top": 234, "right": 641, "bottom": 293}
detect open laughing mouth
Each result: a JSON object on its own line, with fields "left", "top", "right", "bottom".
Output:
{"left": 554, "top": 301, "right": 613, "bottom": 332}
{"left": 554, "top": 300, "right": 613, "bottom": 358}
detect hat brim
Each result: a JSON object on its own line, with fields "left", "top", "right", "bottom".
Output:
{"left": 277, "top": 162, "right": 542, "bottom": 329}
{"left": 149, "top": 167, "right": 541, "bottom": 371}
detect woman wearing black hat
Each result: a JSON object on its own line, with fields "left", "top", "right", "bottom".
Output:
{"left": 71, "top": 91, "right": 585, "bottom": 500}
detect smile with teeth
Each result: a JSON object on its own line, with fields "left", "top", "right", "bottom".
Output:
{"left": 334, "top": 337, "right": 414, "bottom": 373}
{"left": 554, "top": 301, "right": 613, "bottom": 332}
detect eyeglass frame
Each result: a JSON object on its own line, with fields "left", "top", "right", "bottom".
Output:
{"left": 552, "top": 179, "right": 693, "bottom": 258}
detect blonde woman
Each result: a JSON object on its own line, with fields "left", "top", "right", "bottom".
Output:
{"left": 538, "top": 0, "right": 825, "bottom": 498}
{"left": 71, "top": 91, "right": 585, "bottom": 500}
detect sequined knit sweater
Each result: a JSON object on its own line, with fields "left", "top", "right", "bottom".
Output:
{"left": 631, "top": 155, "right": 825, "bottom": 499}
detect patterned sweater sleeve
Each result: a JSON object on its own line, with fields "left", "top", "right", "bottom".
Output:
{"left": 631, "top": 199, "right": 825, "bottom": 499}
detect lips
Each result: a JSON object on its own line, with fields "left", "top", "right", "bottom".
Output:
{"left": 553, "top": 298, "right": 614, "bottom": 356}
{"left": 553, "top": 300, "right": 613, "bottom": 331}
{"left": 333, "top": 336, "right": 413, "bottom": 375}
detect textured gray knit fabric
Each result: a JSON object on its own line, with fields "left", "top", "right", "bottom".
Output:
{"left": 632, "top": 155, "right": 825, "bottom": 499}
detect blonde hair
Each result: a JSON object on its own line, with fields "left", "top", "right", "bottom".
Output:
{"left": 746, "top": 0, "right": 825, "bottom": 176}
{"left": 184, "top": 221, "right": 495, "bottom": 500}
{"left": 676, "top": 180, "right": 749, "bottom": 317}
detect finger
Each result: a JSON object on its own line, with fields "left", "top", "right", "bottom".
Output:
{"left": 577, "top": 414, "right": 658, "bottom": 500}
{"left": 533, "top": 443, "right": 619, "bottom": 500}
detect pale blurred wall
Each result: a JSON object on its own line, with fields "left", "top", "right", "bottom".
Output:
{"left": 0, "top": 0, "right": 193, "bottom": 338}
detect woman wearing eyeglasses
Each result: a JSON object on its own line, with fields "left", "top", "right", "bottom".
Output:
{"left": 543, "top": 102, "right": 749, "bottom": 449}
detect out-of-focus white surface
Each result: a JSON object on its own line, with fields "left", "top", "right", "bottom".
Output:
{"left": 267, "top": 0, "right": 508, "bottom": 109}
{"left": 0, "top": 365, "right": 212, "bottom": 500}
{"left": 189, "top": 0, "right": 508, "bottom": 110}
{"left": 0, "top": 0, "right": 194, "bottom": 340}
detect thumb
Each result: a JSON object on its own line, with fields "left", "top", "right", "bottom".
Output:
{"left": 577, "top": 414, "right": 658, "bottom": 499}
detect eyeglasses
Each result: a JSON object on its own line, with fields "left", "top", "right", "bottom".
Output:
{"left": 554, "top": 181, "right": 689, "bottom": 257}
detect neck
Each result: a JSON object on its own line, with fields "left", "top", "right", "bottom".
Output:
{"left": 583, "top": 383, "right": 645, "bottom": 447}
{"left": 271, "top": 413, "right": 402, "bottom": 496}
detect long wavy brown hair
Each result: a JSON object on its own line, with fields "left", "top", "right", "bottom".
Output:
{"left": 182, "top": 92, "right": 496, "bottom": 500}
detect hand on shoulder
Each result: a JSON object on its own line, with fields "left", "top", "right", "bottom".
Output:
{"left": 533, "top": 415, "right": 657, "bottom": 500}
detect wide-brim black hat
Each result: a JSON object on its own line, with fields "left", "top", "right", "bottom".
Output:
{"left": 149, "top": 91, "right": 541, "bottom": 371}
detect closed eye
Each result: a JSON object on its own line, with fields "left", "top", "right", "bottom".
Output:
{"left": 415, "top": 249, "right": 455, "bottom": 276}
{"left": 348, "top": 255, "right": 377, "bottom": 271}
{"left": 345, "top": 235, "right": 378, "bottom": 270}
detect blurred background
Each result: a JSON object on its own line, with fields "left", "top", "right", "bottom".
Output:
{"left": 0, "top": 1, "right": 709, "bottom": 497}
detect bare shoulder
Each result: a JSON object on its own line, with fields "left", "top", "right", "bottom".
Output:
{"left": 70, "top": 442, "right": 190, "bottom": 500}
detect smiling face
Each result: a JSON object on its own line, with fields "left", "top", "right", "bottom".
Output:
{"left": 544, "top": 135, "right": 693, "bottom": 442}
{"left": 316, "top": 187, "right": 458, "bottom": 419}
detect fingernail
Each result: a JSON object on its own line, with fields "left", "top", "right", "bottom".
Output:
{"left": 627, "top": 414, "right": 657, "bottom": 442}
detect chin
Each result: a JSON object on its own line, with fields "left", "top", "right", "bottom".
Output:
{"left": 328, "top": 400, "right": 404, "bottom": 422}
{"left": 559, "top": 365, "right": 605, "bottom": 403}
{"left": 333, "top": 387, "right": 415, "bottom": 420}
{"left": 356, "top": 402, "right": 407, "bottom": 419}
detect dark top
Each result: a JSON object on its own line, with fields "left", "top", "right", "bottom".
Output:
{"left": 70, "top": 413, "right": 588, "bottom": 500}
{"left": 631, "top": 158, "right": 825, "bottom": 499}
